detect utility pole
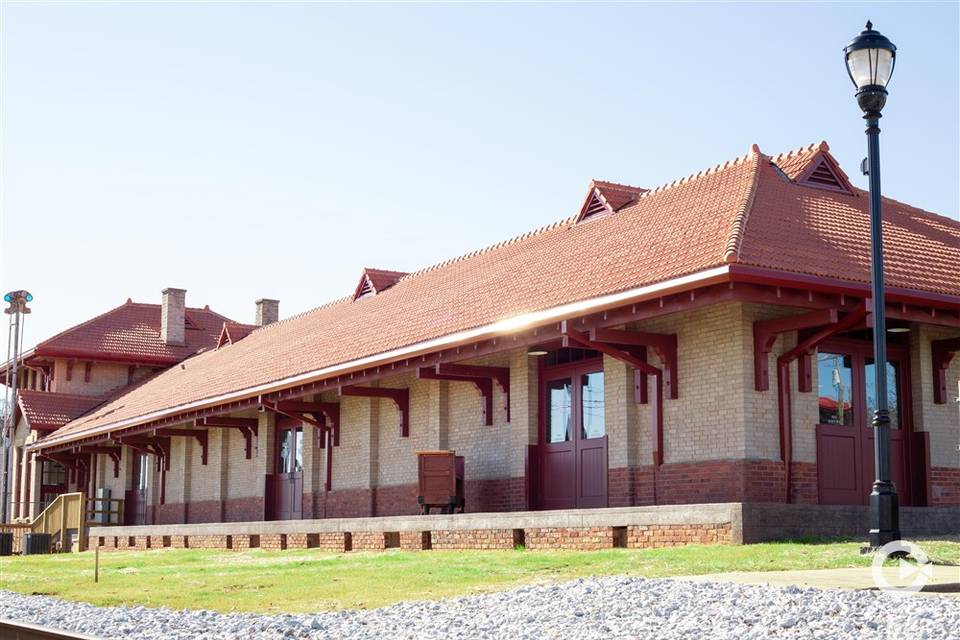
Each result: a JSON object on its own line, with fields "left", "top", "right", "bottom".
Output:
{"left": 2, "top": 290, "right": 32, "bottom": 523}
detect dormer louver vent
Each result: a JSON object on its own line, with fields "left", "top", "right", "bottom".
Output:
{"left": 353, "top": 268, "right": 409, "bottom": 301}
{"left": 575, "top": 180, "right": 648, "bottom": 224}
{"left": 803, "top": 159, "right": 845, "bottom": 190}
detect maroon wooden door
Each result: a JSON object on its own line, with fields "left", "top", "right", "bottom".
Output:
{"left": 268, "top": 419, "right": 303, "bottom": 520}
{"left": 539, "top": 360, "right": 608, "bottom": 510}
{"left": 124, "top": 454, "right": 149, "bottom": 526}
{"left": 815, "top": 341, "right": 912, "bottom": 506}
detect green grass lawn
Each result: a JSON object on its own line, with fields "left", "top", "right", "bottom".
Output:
{"left": 1, "top": 539, "right": 958, "bottom": 613}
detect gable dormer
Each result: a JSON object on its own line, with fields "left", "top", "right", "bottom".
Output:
{"left": 771, "top": 141, "right": 855, "bottom": 195}
{"left": 796, "top": 155, "right": 853, "bottom": 193}
{"left": 575, "top": 180, "right": 647, "bottom": 223}
{"left": 353, "top": 268, "right": 408, "bottom": 301}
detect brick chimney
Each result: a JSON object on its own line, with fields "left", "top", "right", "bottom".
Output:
{"left": 161, "top": 288, "right": 187, "bottom": 346}
{"left": 255, "top": 298, "right": 279, "bottom": 326}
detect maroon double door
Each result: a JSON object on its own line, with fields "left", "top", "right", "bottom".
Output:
{"left": 815, "top": 339, "right": 913, "bottom": 505}
{"left": 267, "top": 418, "right": 304, "bottom": 520}
{"left": 539, "top": 356, "right": 608, "bottom": 510}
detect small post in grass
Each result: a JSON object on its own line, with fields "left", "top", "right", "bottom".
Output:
{"left": 94, "top": 545, "right": 100, "bottom": 583}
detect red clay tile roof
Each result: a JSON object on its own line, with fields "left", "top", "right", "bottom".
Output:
{"left": 31, "top": 301, "right": 235, "bottom": 365}
{"left": 17, "top": 390, "right": 108, "bottom": 431}
{"left": 40, "top": 141, "right": 960, "bottom": 446}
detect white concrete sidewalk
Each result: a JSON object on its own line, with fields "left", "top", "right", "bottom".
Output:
{"left": 674, "top": 564, "right": 960, "bottom": 596}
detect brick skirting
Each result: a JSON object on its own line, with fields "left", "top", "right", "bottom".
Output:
{"left": 930, "top": 467, "right": 960, "bottom": 506}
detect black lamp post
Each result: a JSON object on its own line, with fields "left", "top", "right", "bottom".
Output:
{"left": 844, "top": 22, "right": 900, "bottom": 548}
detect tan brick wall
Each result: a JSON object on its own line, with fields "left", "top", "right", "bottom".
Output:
{"left": 446, "top": 353, "right": 512, "bottom": 481}
{"left": 911, "top": 325, "right": 960, "bottom": 469}
{"left": 630, "top": 302, "right": 750, "bottom": 464}
{"left": 50, "top": 359, "right": 154, "bottom": 396}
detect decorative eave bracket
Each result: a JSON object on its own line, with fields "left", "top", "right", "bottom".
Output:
{"left": 339, "top": 386, "right": 409, "bottom": 437}
{"left": 753, "top": 309, "right": 838, "bottom": 392}
{"left": 196, "top": 416, "right": 259, "bottom": 459}
{"left": 155, "top": 428, "right": 209, "bottom": 466}
{"left": 264, "top": 400, "right": 341, "bottom": 447}
{"left": 932, "top": 337, "right": 960, "bottom": 404}
{"left": 417, "top": 363, "right": 510, "bottom": 425}
{"left": 586, "top": 327, "right": 678, "bottom": 400}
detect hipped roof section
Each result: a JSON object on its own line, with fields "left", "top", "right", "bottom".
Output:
{"left": 43, "top": 142, "right": 960, "bottom": 445}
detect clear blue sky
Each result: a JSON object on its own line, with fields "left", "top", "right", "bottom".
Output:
{"left": 1, "top": 2, "right": 957, "bottom": 346}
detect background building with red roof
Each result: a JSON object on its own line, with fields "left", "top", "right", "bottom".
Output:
{"left": 3, "top": 290, "right": 265, "bottom": 520}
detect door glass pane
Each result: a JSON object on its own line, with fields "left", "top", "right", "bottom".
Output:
{"left": 137, "top": 454, "right": 149, "bottom": 490}
{"left": 547, "top": 378, "right": 573, "bottom": 443}
{"left": 865, "top": 359, "right": 901, "bottom": 430}
{"left": 278, "top": 429, "right": 292, "bottom": 473}
{"left": 294, "top": 428, "right": 304, "bottom": 472}
{"left": 581, "top": 371, "right": 605, "bottom": 439}
{"left": 817, "top": 352, "right": 854, "bottom": 425}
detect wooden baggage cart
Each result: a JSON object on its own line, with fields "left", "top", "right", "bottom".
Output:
{"left": 416, "top": 450, "right": 465, "bottom": 514}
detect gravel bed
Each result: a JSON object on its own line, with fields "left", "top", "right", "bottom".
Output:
{"left": 2, "top": 577, "right": 958, "bottom": 639}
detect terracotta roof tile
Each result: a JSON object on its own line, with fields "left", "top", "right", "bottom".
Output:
{"left": 31, "top": 301, "right": 235, "bottom": 364}
{"left": 41, "top": 141, "right": 960, "bottom": 445}
{"left": 17, "top": 390, "right": 108, "bottom": 430}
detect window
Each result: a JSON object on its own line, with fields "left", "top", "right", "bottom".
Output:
{"left": 277, "top": 427, "right": 304, "bottom": 473}
{"left": 41, "top": 460, "right": 66, "bottom": 486}
{"left": 581, "top": 372, "right": 605, "bottom": 439}
{"left": 817, "top": 352, "right": 854, "bottom": 425}
{"left": 547, "top": 379, "right": 573, "bottom": 443}
{"left": 865, "top": 358, "right": 901, "bottom": 430}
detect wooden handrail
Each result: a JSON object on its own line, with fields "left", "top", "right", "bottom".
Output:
{"left": 27, "top": 492, "right": 86, "bottom": 552}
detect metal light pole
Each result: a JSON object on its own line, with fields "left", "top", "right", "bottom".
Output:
{"left": 844, "top": 22, "right": 900, "bottom": 547}
{"left": 1, "top": 290, "right": 32, "bottom": 523}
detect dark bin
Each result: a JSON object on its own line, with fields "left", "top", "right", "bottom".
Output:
{"left": 23, "top": 532, "right": 51, "bottom": 555}
{"left": 0, "top": 532, "right": 12, "bottom": 556}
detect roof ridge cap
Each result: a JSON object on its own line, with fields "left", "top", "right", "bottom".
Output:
{"left": 724, "top": 151, "right": 764, "bottom": 263}
{"left": 626, "top": 148, "right": 754, "bottom": 203}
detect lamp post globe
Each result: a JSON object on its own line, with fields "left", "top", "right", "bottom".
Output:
{"left": 845, "top": 21, "right": 897, "bottom": 117}
{"left": 845, "top": 21, "right": 900, "bottom": 548}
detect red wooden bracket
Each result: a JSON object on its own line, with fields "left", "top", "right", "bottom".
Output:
{"left": 275, "top": 401, "right": 341, "bottom": 446}
{"left": 753, "top": 308, "right": 838, "bottom": 391}
{"left": 588, "top": 327, "right": 678, "bottom": 400}
{"left": 562, "top": 322, "right": 665, "bottom": 468}
{"left": 121, "top": 436, "right": 172, "bottom": 471}
{"left": 932, "top": 337, "right": 960, "bottom": 404}
{"left": 197, "top": 416, "right": 259, "bottom": 459}
{"left": 157, "top": 428, "right": 208, "bottom": 465}
{"left": 418, "top": 367, "right": 495, "bottom": 426}
{"left": 436, "top": 363, "right": 511, "bottom": 423}
{"left": 84, "top": 361, "right": 94, "bottom": 383}
{"left": 79, "top": 446, "right": 123, "bottom": 478}
{"left": 339, "top": 386, "right": 409, "bottom": 437}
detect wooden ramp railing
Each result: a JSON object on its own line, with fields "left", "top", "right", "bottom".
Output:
{"left": 29, "top": 492, "right": 86, "bottom": 553}
{"left": 3, "top": 493, "right": 125, "bottom": 554}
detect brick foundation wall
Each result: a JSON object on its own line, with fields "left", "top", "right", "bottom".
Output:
{"left": 155, "top": 503, "right": 187, "bottom": 525}
{"left": 525, "top": 527, "right": 617, "bottom": 551}
{"left": 789, "top": 462, "right": 818, "bottom": 504}
{"left": 608, "top": 466, "right": 656, "bottom": 507}
{"left": 654, "top": 459, "right": 793, "bottom": 504}
{"left": 400, "top": 531, "right": 431, "bottom": 551}
{"left": 373, "top": 485, "right": 419, "bottom": 517}
{"left": 627, "top": 523, "right": 732, "bottom": 548}
{"left": 223, "top": 497, "right": 265, "bottom": 522}
{"left": 352, "top": 531, "right": 392, "bottom": 551}
{"left": 169, "top": 535, "right": 188, "bottom": 549}
{"left": 190, "top": 535, "right": 231, "bottom": 549}
{"left": 930, "top": 467, "right": 960, "bottom": 506}
{"left": 232, "top": 534, "right": 260, "bottom": 551}
{"left": 430, "top": 529, "right": 519, "bottom": 550}
{"left": 260, "top": 534, "right": 286, "bottom": 550}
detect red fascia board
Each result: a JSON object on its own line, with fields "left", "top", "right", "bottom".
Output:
{"left": 728, "top": 264, "right": 960, "bottom": 310}
{"left": 31, "top": 347, "right": 180, "bottom": 367}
